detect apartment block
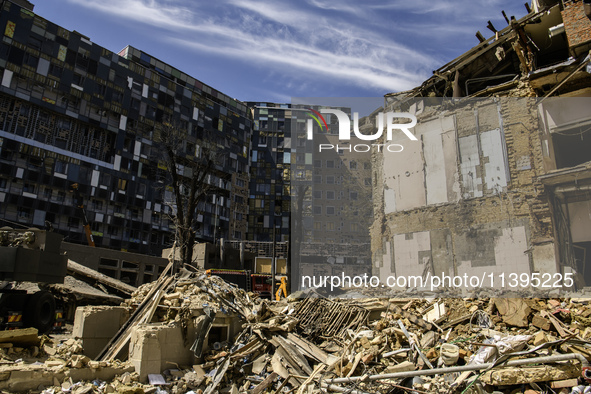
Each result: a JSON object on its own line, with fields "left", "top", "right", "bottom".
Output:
{"left": 246, "top": 102, "right": 291, "bottom": 243}
{"left": 291, "top": 105, "right": 373, "bottom": 285}
{"left": 0, "top": 0, "right": 252, "bottom": 258}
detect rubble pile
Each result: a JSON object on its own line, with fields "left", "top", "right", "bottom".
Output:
{"left": 114, "top": 275, "right": 591, "bottom": 393}
{"left": 2, "top": 271, "right": 591, "bottom": 393}
{"left": 180, "top": 296, "right": 591, "bottom": 394}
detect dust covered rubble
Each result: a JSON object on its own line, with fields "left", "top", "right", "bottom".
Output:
{"left": 2, "top": 271, "right": 591, "bottom": 394}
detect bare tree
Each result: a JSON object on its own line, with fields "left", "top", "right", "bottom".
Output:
{"left": 156, "top": 122, "right": 225, "bottom": 269}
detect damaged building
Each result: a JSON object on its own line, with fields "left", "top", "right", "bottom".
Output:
{"left": 371, "top": 0, "right": 591, "bottom": 289}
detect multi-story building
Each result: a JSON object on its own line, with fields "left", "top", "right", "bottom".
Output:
{"left": 290, "top": 105, "right": 373, "bottom": 286}
{"left": 246, "top": 102, "right": 291, "bottom": 243}
{"left": 0, "top": 0, "right": 252, "bottom": 257}
{"left": 370, "top": 0, "right": 591, "bottom": 291}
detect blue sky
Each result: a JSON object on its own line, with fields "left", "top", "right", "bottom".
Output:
{"left": 33, "top": 1, "right": 528, "bottom": 104}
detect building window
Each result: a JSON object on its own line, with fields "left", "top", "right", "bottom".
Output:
{"left": 68, "top": 217, "right": 79, "bottom": 228}
{"left": 72, "top": 73, "right": 85, "bottom": 87}
{"left": 326, "top": 160, "right": 334, "bottom": 168}
{"left": 23, "top": 183, "right": 35, "bottom": 194}
{"left": 326, "top": 191, "right": 335, "bottom": 199}
{"left": 350, "top": 160, "right": 357, "bottom": 169}
{"left": 92, "top": 199, "right": 103, "bottom": 210}
{"left": 326, "top": 176, "right": 335, "bottom": 184}
{"left": 55, "top": 160, "right": 68, "bottom": 174}
{"left": 17, "top": 207, "right": 31, "bottom": 220}
{"left": 49, "top": 64, "right": 62, "bottom": 78}
{"left": 313, "top": 206, "right": 322, "bottom": 215}
{"left": 326, "top": 206, "right": 335, "bottom": 215}
{"left": 313, "top": 190, "right": 322, "bottom": 199}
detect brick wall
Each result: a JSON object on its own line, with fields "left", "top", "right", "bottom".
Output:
{"left": 562, "top": 0, "right": 591, "bottom": 48}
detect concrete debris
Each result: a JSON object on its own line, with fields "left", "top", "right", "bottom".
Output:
{"left": 2, "top": 269, "right": 591, "bottom": 393}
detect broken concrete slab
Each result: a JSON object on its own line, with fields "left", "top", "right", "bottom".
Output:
{"left": 0, "top": 328, "right": 39, "bottom": 347}
{"left": 494, "top": 298, "right": 532, "bottom": 327}
{"left": 72, "top": 305, "right": 130, "bottom": 359}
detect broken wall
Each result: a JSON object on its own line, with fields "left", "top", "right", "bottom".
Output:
{"left": 562, "top": 0, "right": 591, "bottom": 54}
{"left": 372, "top": 98, "right": 556, "bottom": 289}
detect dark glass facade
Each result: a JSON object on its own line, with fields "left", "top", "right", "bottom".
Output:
{"left": 0, "top": 1, "right": 251, "bottom": 255}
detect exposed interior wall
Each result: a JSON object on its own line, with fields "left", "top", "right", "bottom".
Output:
{"left": 568, "top": 200, "right": 591, "bottom": 243}
{"left": 372, "top": 98, "right": 554, "bottom": 284}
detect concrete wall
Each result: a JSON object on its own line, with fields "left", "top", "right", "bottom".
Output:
{"left": 72, "top": 306, "right": 130, "bottom": 359}
{"left": 63, "top": 242, "right": 168, "bottom": 287}
{"left": 129, "top": 312, "right": 243, "bottom": 382}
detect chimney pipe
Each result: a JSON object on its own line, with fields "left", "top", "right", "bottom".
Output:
{"left": 585, "top": 0, "right": 591, "bottom": 21}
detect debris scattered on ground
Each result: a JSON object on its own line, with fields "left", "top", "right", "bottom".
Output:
{"left": 2, "top": 268, "right": 591, "bottom": 393}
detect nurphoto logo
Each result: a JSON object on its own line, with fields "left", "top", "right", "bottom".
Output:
{"left": 306, "top": 108, "right": 419, "bottom": 153}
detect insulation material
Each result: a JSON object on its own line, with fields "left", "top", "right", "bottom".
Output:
{"left": 481, "top": 128, "right": 508, "bottom": 193}
{"left": 393, "top": 231, "right": 431, "bottom": 278}
{"left": 459, "top": 135, "right": 483, "bottom": 198}
{"left": 421, "top": 116, "right": 459, "bottom": 205}
{"left": 382, "top": 135, "right": 425, "bottom": 213}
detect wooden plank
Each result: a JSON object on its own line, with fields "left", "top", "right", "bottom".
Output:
{"left": 250, "top": 372, "right": 278, "bottom": 394}
{"left": 297, "top": 365, "right": 326, "bottom": 394}
{"left": 441, "top": 314, "right": 471, "bottom": 330}
{"left": 229, "top": 338, "right": 262, "bottom": 360}
{"left": 67, "top": 259, "right": 136, "bottom": 295}
{"left": 346, "top": 353, "right": 362, "bottom": 378}
{"left": 275, "top": 346, "right": 306, "bottom": 380}
{"left": 96, "top": 262, "right": 174, "bottom": 361}
{"left": 204, "top": 358, "right": 230, "bottom": 394}
{"left": 273, "top": 335, "right": 313, "bottom": 375}
{"left": 285, "top": 333, "right": 329, "bottom": 364}
{"left": 541, "top": 310, "right": 574, "bottom": 338}
{"left": 271, "top": 352, "right": 290, "bottom": 380}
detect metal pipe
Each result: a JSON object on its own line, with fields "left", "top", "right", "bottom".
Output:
{"left": 325, "top": 353, "right": 589, "bottom": 384}
{"left": 464, "top": 74, "right": 517, "bottom": 96}
{"left": 320, "top": 382, "right": 372, "bottom": 394}
{"left": 383, "top": 348, "right": 412, "bottom": 358}
{"left": 549, "top": 23, "right": 565, "bottom": 38}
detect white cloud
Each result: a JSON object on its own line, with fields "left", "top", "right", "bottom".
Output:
{"left": 62, "top": 0, "right": 438, "bottom": 94}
